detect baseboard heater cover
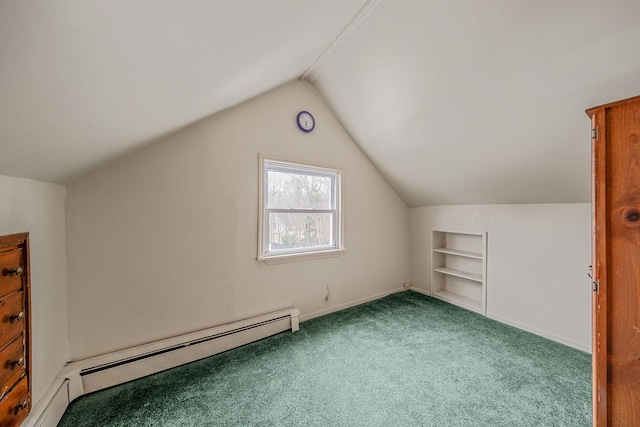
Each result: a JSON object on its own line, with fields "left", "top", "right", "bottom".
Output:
{"left": 21, "top": 379, "right": 70, "bottom": 427}
{"left": 73, "top": 307, "right": 299, "bottom": 396}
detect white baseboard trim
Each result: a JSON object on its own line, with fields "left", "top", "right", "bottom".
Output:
{"left": 299, "top": 287, "right": 404, "bottom": 322}
{"left": 409, "top": 287, "right": 430, "bottom": 296}
{"left": 486, "top": 312, "right": 591, "bottom": 353}
{"left": 22, "top": 378, "right": 69, "bottom": 427}
{"left": 409, "top": 288, "right": 590, "bottom": 353}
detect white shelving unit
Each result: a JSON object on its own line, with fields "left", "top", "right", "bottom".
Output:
{"left": 431, "top": 230, "right": 487, "bottom": 315}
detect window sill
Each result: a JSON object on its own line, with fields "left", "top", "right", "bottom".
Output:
{"left": 259, "top": 249, "right": 345, "bottom": 265}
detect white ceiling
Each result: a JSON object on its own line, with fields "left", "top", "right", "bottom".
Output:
{"left": 312, "top": 0, "right": 640, "bottom": 206}
{"left": 0, "top": 0, "right": 366, "bottom": 183}
{"left": 2, "top": 1, "right": 640, "bottom": 206}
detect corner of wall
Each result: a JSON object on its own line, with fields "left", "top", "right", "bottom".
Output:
{"left": 409, "top": 206, "right": 432, "bottom": 294}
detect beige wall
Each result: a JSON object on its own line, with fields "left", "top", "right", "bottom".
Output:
{"left": 0, "top": 80, "right": 590, "bottom": 405}
{"left": 0, "top": 175, "right": 68, "bottom": 405}
{"left": 66, "top": 80, "right": 410, "bottom": 359}
{"left": 410, "top": 203, "right": 592, "bottom": 352}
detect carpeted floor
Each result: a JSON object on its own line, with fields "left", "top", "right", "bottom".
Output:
{"left": 59, "top": 291, "right": 591, "bottom": 426}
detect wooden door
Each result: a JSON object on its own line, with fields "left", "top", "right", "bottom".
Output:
{"left": 587, "top": 96, "right": 640, "bottom": 426}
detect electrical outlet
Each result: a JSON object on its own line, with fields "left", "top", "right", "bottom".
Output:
{"left": 403, "top": 282, "right": 411, "bottom": 289}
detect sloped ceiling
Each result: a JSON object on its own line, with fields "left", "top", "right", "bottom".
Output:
{"left": 2, "top": 1, "right": 640, "bottom": 206}
{"left": 312, "top": 0, "right": 640, "bottom": 206}
{"left": 0, "top": 0, "right": 367, "bottom": 183}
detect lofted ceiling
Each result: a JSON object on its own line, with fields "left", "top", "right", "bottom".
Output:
{"left": 2, "top": 1, "right": 640, "bottom": 206}
{"left": 311, "top": 0, "right": 640, "bottom": 206}
{"left": 0, "top": 0, "right": 367, "bottom": 183}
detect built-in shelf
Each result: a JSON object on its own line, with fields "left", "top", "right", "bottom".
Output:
{"left": 433, "top": 267, "right": 482, "bottom": 283}
{"left": 431, "top": 230, "right": 487, "bottom": 315}
{"left": 433, "top": 248, "right": 482, "bottom": 259}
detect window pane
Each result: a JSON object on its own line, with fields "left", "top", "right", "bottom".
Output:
{"left": 268, "top": 212, "right": 334, "bottom": 251}
{"left": 267, "top": 170, "right": 332, "bottom": 210}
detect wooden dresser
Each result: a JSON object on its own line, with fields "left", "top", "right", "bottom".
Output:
{"left": 0, "top": 233, "right": 31, "bottom": 427}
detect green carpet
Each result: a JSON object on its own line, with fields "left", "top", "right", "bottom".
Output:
{"left": 59, "top": 291, "right": 591, "bottom": 426}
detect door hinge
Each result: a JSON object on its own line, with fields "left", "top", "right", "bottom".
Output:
{"left": 592, "top": 127, "right": 598, "bottom": 140}
{"left": 592, "top": 280, "right": 599, "bottom": 292}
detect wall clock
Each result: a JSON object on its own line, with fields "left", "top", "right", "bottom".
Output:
{"left": 297, "top": 111, "right": 315, "bottom": 133}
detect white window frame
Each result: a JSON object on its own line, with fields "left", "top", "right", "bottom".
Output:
{"left": 258, "top": 154, "right": 344, "bottom": 265}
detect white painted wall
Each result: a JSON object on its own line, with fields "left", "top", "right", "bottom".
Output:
{"left": 410, "top": 204, "right": 591, "bottom": 352}
{"left": 65, "top": 80, "right": 410, "bottom": 360}
{"left": 0, "top": 175, "right": 68, "bottom": 405}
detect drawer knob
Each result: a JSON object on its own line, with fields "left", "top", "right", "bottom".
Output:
{"left": 15, "top": 401, "right": 28, "bottom": 412}
{"left": 9, "top": 311, "right": 24, "bottom": 322}
{"left": 7, "top": 266, "right": 23, "bottom": 277}
{"left": 11, "top": 357, "right": 24, "bottom": 367}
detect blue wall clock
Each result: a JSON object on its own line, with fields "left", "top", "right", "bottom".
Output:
{"left": 297, "top": 111, "right": 315, "bottom": 133}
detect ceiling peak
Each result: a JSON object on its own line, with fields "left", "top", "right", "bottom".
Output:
{"left": 300, "top": 0, "right": 393, "bottom": 83}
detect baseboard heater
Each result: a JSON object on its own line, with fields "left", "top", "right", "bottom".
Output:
{"left": 68, "top": 307, "right": 299, "bottom": 397}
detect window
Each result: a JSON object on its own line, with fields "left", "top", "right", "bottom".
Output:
{"left": 258, "top": 155, "right": 343, "bottom": 264}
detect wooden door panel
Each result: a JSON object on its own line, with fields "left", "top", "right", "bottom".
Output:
{"left": 605, "top": 102, "right": 640, "bottom": 426}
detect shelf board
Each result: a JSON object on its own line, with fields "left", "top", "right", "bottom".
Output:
{"left": 432, "top": 290, "right": 482, "bottom": 313}
{"left": 433, "top": 267, "right": 483, "bottom": 283}
{"left": 433, "top": 247, "right": 482, "bottom": 259}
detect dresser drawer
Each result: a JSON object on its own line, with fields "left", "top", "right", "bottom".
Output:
{"left": 0, "top": 337, "right": 25, "bottom": 400}
{"left": 0, "top": 249, "right": 23, "bottom": 300}
{"left": 0, "top": 293, "right": 24, "bottom": 351}
{"left": 0, "top": 376, "right": 28, "bottom": 427}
